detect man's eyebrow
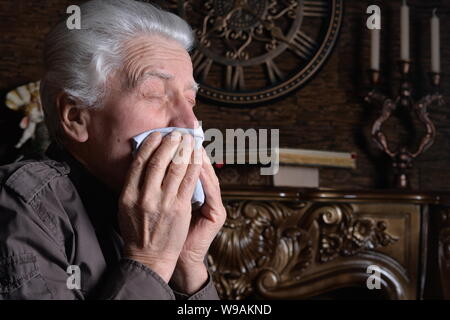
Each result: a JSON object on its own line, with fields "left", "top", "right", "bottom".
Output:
{"left": 189, "top": 82, "right": 200, "bottom": 93}
{"left": 132, "top": 71, "right": 174, "bottom": 89}
{"left": 130, "top": 70, "right": 199, "bottom": 94}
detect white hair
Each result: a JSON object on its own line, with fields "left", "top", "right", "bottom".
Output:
{"left": 40, "top": 0, "right": 195, "bottom": 143}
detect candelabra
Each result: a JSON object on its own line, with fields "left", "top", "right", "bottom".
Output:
{"left": 365, "top": 61, "right": 444, "bottom": 189}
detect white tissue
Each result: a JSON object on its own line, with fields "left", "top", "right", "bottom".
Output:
{"left": 132, "top": 127, "right": 205, "bottom": 207}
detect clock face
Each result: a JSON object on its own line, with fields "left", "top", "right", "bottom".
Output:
{"left": 168, "top": 0, "right": 343, "bottom": 106}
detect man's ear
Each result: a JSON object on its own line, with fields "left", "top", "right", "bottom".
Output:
{"left": 57, "top": 92, "right": 90, "bottom": 143}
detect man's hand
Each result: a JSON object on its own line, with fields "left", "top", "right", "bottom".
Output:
{"left": 170, "top": 148, "right": 227, "bottom": 294}
{"left": 117, "top": 131, "right": 201, "bottom": 283}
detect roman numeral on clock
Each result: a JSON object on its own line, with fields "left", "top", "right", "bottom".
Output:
{"left": 192, "top": 51, "right": 213, "bottom": 82}
{"left": 303, "top": 0, "right": 328, "bottom": 17}
{"left": 226, "top": 65, "right": 246, "bottom": 91}
{"left": 290, "top": 30, "right": 318, "bottom": 60}
{"left": 266, "top": 59, "right": 285, "bottom": 84}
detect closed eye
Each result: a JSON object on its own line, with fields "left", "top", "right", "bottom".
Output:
{"left": 142, "top": 95, "right": 167, "bottom": 107}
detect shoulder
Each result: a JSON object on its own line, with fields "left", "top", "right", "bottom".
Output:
{"left": 0, "top": 158, "right": 71, "bottom": 204}
{"left": 0, "top": 159, "right": 76, "bottom": 298}
{"left": 0, "top": 158, "right": 76, "bottom": 251}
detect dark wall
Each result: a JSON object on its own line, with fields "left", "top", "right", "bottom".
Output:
{"left": 1, "top": 0, "right": 449, "bottom": 190}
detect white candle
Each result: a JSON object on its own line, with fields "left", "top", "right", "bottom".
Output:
{"left": 401, "top": 0, "right": 410, "bottom": 60}
{"left": 371, "top": 28, "right": 380, "bottom": 70}
{"left": 431, "top": 9, "right": 441, "bottom": 73}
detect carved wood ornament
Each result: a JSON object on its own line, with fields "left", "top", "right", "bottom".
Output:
{"left": 208, "top": 199, "right": 400, "bottom": 299}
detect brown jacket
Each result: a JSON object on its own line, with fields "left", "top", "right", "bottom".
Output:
{"left": 0, "top": 144, "right": 219, "bottom": 300}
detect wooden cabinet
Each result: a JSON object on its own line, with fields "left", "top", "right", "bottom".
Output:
{"left": 209, "top": 187, "right": 450, "bottom": 300}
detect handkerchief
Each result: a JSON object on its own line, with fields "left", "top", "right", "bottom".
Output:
{"left": 132, "top": 127, "right": 205, "bottom": 207}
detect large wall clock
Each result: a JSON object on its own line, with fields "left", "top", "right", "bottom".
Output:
{"left": 165, "top": 0, "right": 343, "bottom": 106}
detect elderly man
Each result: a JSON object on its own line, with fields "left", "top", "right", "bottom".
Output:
{"left": 0, "top": 0, "right": 226, "bottom": 300}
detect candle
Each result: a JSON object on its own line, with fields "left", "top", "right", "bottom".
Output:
{"left": 401, "top": 0, "right": 410, "bottom": 61}
{"left": 431, "top": 9, "right": 441, "bottom": 73}
{"left": 371, "top": 28, "right": 380, "bottom": 70}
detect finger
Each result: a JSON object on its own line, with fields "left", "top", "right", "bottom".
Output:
{"left": 199, "top": 148, "right": 222, "bottom": 207}
{"left": 201, "top": 148, "right": 218, "bottom": 183}
{"left": 161, "top": 134, "right": 194, "bottom": 196}
{"left": 142, "top": 130, "right": 182, "bottom": 194}
{"left": 177, "top": 151, "right": 202, "bottom": 202}
{"left": 122, "top": 132, "right": 162, "bottom": 193}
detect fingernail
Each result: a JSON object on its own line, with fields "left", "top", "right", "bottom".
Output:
{"left": 151, "top": 132, "right": 161, "bottom": 139}
{"left": 170, "top": 131, "right": 182, "bottom": 140}
{"left": 183, "top": 133, "right": 193, "bottom": 142}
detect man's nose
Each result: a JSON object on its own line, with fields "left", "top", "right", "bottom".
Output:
{"left": 169, "top": 97, "right": 199, "bottom": 129}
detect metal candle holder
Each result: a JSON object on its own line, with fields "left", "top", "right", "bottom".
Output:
{"left": 365, "top": 60, "right": 444, "bottom": 188}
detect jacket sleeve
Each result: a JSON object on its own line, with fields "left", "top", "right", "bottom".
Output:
{"left": 0, "top": 184, "right": 182, "bottom": 300}
{"left": 96, "top": 258, "right": 176, "bottom": 299}
{"left": 172, "top": 270, "right": 220, "bottom": 300}
{"left": 101, "top": 259, "right": 220, "bottom": 300}
{"left": 171, "top": 256, "right": 220, "bottom": 300}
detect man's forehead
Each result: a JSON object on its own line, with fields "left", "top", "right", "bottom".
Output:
{"left": 121, "top": 36, "right": 194, "bottom": 90}
{"left": 124, "top": 36, "right": 190, "bottom": 61}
